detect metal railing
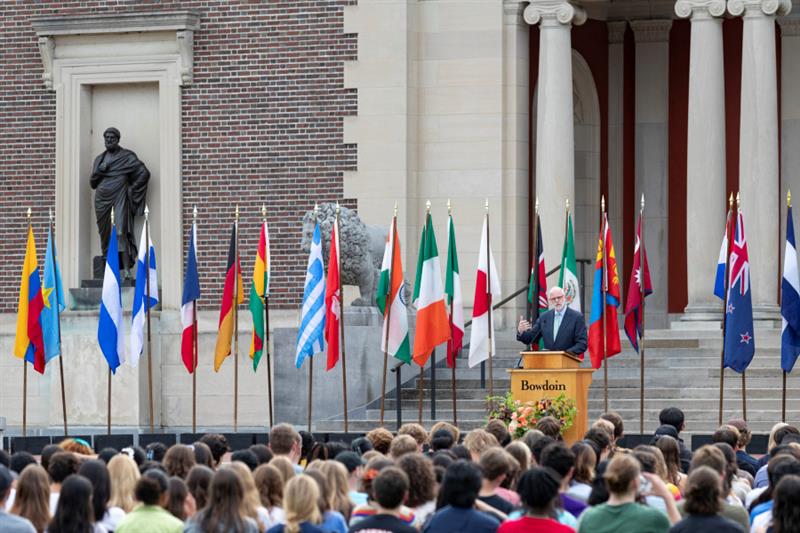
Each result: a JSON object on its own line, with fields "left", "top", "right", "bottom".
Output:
{"left": 388, "top": 258, "right": 590, "bottom": 428}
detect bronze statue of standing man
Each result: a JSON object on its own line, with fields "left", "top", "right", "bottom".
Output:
{"left": 90, "top": 127, "right": 150, "bottom": 271}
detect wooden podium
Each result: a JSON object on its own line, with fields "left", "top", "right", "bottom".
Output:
{"left": 508, "top": 351, "right": 593, "bottom": 443}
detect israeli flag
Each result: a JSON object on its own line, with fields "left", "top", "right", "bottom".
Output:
{"left": 130, "top": 226, "right": 159, "bottom": 367}
{"left": 782, "top": 205, "right": 800, "bottom": 372}
{"left": 98, "top": 227, "right": 125, "bottom": 373}
{"left": 713, "top": 223, "right": 728, "bottom": 300}
{"left": 295, "top": 221, "right": 325, "bottom": 368}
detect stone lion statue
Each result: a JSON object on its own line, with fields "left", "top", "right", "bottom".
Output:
{"left": 301, "top": 203, "right": 385, "bottom": 306}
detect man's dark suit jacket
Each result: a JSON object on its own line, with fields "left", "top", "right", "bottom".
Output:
{"left": 516, "top": 307, "right": 588, "bottom": 356}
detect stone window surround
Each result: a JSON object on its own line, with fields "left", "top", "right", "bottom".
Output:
{"left": 30, "top": 11, "right": 200, "bottom": 310}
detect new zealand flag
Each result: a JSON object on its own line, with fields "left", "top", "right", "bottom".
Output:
{"left": 723, "top": 211, "right": 755, "bottom": 373}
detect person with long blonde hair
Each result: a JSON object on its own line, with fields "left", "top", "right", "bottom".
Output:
{"left": 228, "top": 461, "right": 272, "bottom": 531}
{"left": 266, "top": 475, "right": 324, "bottom": 533}
{"left": 107, "top": 454, "right": 140, "bottom": 513}
{"left": 315, "top": 461, "right": 353, "bottom": 521}
{"left": 10, "top": 465, "right": 50, "bottom": 533}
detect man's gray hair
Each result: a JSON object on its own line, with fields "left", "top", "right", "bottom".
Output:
{"left": 548, "top": 286, "right": 565, "bottom": 297}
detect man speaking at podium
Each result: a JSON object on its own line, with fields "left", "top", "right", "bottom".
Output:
{"left": 516, "top": 286, "right": 588, "bottom": 357}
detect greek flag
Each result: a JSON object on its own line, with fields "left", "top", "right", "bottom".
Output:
{"left": 98, "top": 227, "right": 124, "bottom": 373}
{"left": 295, "top": 221, "right": 325, "bottom": 368}
{"left": 130, "top": 226, "right": 158, "bottom": 367}
{"left": 782, "top": 205, "right": 800, "bottom": 372}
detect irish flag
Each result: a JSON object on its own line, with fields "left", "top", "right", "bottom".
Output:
{"left": 412, "top": 212, "right": 450, "bottom": 367}
{"left": 468, "top": 215, "right": 501, "bottom": 368}
{"left": 376, "top": 216, "right": 411, "bottom": 364}
{"left": 214, "top": 223, "right": 244, "bottom": 371}
{"left": 559, "top": 212, "right": 581, "bottom": 312}
{"left": 249, "top": 221, "right": 269, "bottom": 371}
{"left": 445, "top": 213, "right": 464, "bottom": 368}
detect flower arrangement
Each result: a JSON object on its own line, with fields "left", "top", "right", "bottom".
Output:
{"left": 486, "top": 392, "right": 577, "bottom": 439}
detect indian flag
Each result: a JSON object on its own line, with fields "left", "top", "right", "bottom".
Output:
{"left": 559, "top": 212, "right": 581, "bottom": 312}
{"left": 376, "top": 216, "right": 411, "bottom": 364}
{"left": 412, "top": 212, "right": 450, "bottom": 367}
{"left": 445, "top": 214, "right": 464, "bottom": 368}
{"left": 249, "top": 221, "right": 269, "bottom": 370}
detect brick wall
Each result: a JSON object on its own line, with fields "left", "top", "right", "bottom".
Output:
{"left": 0, "top": 0, "right": 357, "bottom": 312}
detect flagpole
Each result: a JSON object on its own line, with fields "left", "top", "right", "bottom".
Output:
{"left": 719, "top": 193, "right": 734, "bottom": 426}
{"left": 639, "top": 195, "right": 646, "bottom": 434}
{"left": 108, "top": 207, "right": 115, "bottom": 436}
{"left": 448, "top": 200, "right": 457, "bottom": 427}
{"left": 380, "top": 203, "right": 398, "bottom": 426}
{"left": 144, "top": 205, "right": 155, "bottom": 433}
{"left": 418, "top": 201, "right": 431, "bottom": 425}
{"left": 735, "top": 193, "right": 748, "bottom": 422}
{"left": 308, "top": 204, "right": 318, "bottom": 433}
{"left": 23, "top": 208, "right": 31, "bottom": 437}
{"left": 784, "top": 191, "right": 791, "bottom": 422}
{"left": 336, "top": 204, "right": 350, "bottom": 433}
{"left": 262, "top": 205, "right": 273, "bottom": 428}
{"left": 530, "top": 198, "right": 540, "bottom": 336}
{"left": 234, "top": 205, "right": 240, "bottom": 432}
{"left": 601, "top": 197, "right": 609, "bottom": 413}
{"left": 192, "top": 206, "right": 198, "bottom": 434}
{"left": 486, "top": 199, "right": 494, "bottom": 398}
{"left": 49, "top": 208, "right": 68, "bottom": 435}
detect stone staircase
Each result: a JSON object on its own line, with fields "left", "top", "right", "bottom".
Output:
{"left": 316, "top": 322, "right": 797, "bottom": 438}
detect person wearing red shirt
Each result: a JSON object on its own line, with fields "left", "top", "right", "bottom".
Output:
{"left": 498, "top": 468, "right": 574, "bottom": 533}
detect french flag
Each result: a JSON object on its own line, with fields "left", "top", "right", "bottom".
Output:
{"left": 181, "top": 222, "right": 201, "bottom": 373}
{"left": 98, "top": 227, "right": 124, "bottom": 373}
{"left": 782, "top": 204, "right": 800, "bottom": 373}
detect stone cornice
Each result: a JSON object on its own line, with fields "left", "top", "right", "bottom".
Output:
{"left": 727, "top": 0, "right": 791, "bottom": 17}
{"left": 630, "top": 19, "right": 673, "bottom": 42}
{"left": 607, "top": 21, "right": 628, "bottom": 43}
{"left": 675, "top": 0, "right": 727, "bottom": 19}
{"left": 778, "top": 14, "right": 800, "bottom": 34}
{"left": 524, "top": 0, "right": 587, "bottom": 27}
{"left": 504, "top": 0, "right": 527, "bottom": 25}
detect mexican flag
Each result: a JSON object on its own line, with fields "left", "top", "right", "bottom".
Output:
{"left": 559, "top": 212, "right": 581, "bottom": 312}
{"left": 445, "top": 214, "right": 464, "bottom": 368}
{"left": 249, "top": 221, "right": 269, "bottom": 371}
{"left": 412, "top": 213, "right": 450, "bottom": 367}
{"left": 376, "top": 216, "right": 412, "bottom": 364}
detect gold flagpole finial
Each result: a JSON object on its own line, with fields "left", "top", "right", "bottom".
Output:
{"left": 736, "top": 191, "right": 741, "bottom": 209}
{"left": 641, "top": 193, "right": 645, "bottom": 211}
{"left": 565, "top": 198, "right": 570, "bottom": 212}
{"left": 535, "top": 196, "right": 540, "bottom": 215}
{"left": 729, "top": 192, "right": 734, "bottom": 209}
{"left": 336, "top": 201, "right": 341, "bottom": 215}
{"left": 393, "top": 201, "right": 398, "bottom": 217}
{"left": 788, "top": 190, "right": 792, "bottom": 208}
{"left": 144, "top": 204, "right": 149, "bottom": 221}
{"left": 27, "top": 207, "right": 31, "bottom": 220}
{"left": 485, "top": 198, "right": 489, "bottom": 213}
{"left": 192, "top": 205, "right": 198, "bottom": 221}
{"left": 447, "top": 199, "right": 452, "bottom": 215}
{"left": 426, "top": 200, "right": 431, "bottom": 214}
{"left": 111, "top": 207, "right": 115, "bottom": 226}
{"left": 235, "top": 204, "right": 240, "bottom": 221}
{"left": 313, "top": 203, "right": 319, "bottom": 221}
{"left": 49, "top": 207, "right": 53, "bottom": 223}
{"left": 601, "top": 195, "right": 606, "bottom": 213}
{"left": 261, "top": 203, "right": 267, "bottom": 220}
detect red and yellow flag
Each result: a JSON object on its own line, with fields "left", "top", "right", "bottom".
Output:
{"left": 214, "top": 223, "right": 244, "bottom": 371}
{"left": 14, "top": 225, "right": 46, "bottom": 373}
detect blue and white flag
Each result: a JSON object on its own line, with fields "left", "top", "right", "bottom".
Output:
{"left": 41, "top": 227, "right": 65, "bottom": 363}
{"left": 714, "top": 215, "right": 730, "bottom": 300}
{"left": 99, "top": 227, "right": 125, "bottom": 373}
{"left": 782, "top": 204, "right": 800, "bottom": 373}
{"left": 295, "top": 221, "right": 325, "bottom": 368}
{"left": 130, "top": 225, "right": 159, "bottom": 367}
{"left": 723, "top": 211, "right": 755, "bottom": 373}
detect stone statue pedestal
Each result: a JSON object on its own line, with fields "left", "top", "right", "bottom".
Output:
{"left": 68, "top": 254, "right": 140, "bottom": 310}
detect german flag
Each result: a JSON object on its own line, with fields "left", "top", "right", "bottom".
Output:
{"left": 214, "top": 223, "right": 244, "bottom": 371}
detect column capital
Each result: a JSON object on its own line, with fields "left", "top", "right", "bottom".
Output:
{"left": 778, "top": 13, "right": 800, "bottom": 33}
{"left": 607, "top": 21, "right": 628, "bottom": 43}
{"left": 630, "top": 19, "right": 673, "bottom": 42}
{"left": 675, "top": 0, "right": 727, "bottom": 19}
{"left": 504, "top": 0, "right": 527, "bottom": 25}
{"left": 727, "top": 0, "right": 791, "bottom": 18}
{"left": 523, "top": 0, "right": 587, "bottom": 27}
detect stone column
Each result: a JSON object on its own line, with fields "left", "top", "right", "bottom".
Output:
{"left": 675, "top": 0, "right": 727, "bottom": 320}
{"left": 779, "top": 16, "right": 800, "bottom": 223}
{"left": 728, "top": 0, "right": 790, "bottom": 317}
{"left": 608, "top": 22, "right": 627, "bottom": 282}
{"left": 631, "top": 20, "right": 671, "bottom": 329}
{"left": 524, "top": 0, "right": 586, "bottom": 272}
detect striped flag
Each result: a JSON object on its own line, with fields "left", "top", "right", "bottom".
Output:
{"left": 130, "top": 225, "right": 158, "bottom": 367}
{"left": 41, "top": 227, "right": 65, "bottom": 364}
{"left": 181, "top": 221, "right": 201, "bottom": 373}
{"left": 249, "top": 221, "right": 270, "bottom": 370}
{"left": 559, "top": 213, "right": 581, "bottom": 312}
{"left": 14, "top": 225, "right": 46, "bottom": 373}
{"left": 445, "top": 213, "right": 464, "bottom": 368}
{"left": 98, "top": 227, "right": 124, "bottom": 373}
{"left": 782, "top": 203, "right": 800, "bottom": 373}
{"left": 412, "top": 212, "right": 450, "bottom": 367}
{"left": 468, "top": 215, "right": 501, "bottom": 368}
{"left": 295, "top": 221, "right": 326, "bottom": 368}
{"left": 377, "top": 215, "right": 411, "bottom": 364}
{"left": 214, "top": 224, "right": 244, "bottom": 372}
